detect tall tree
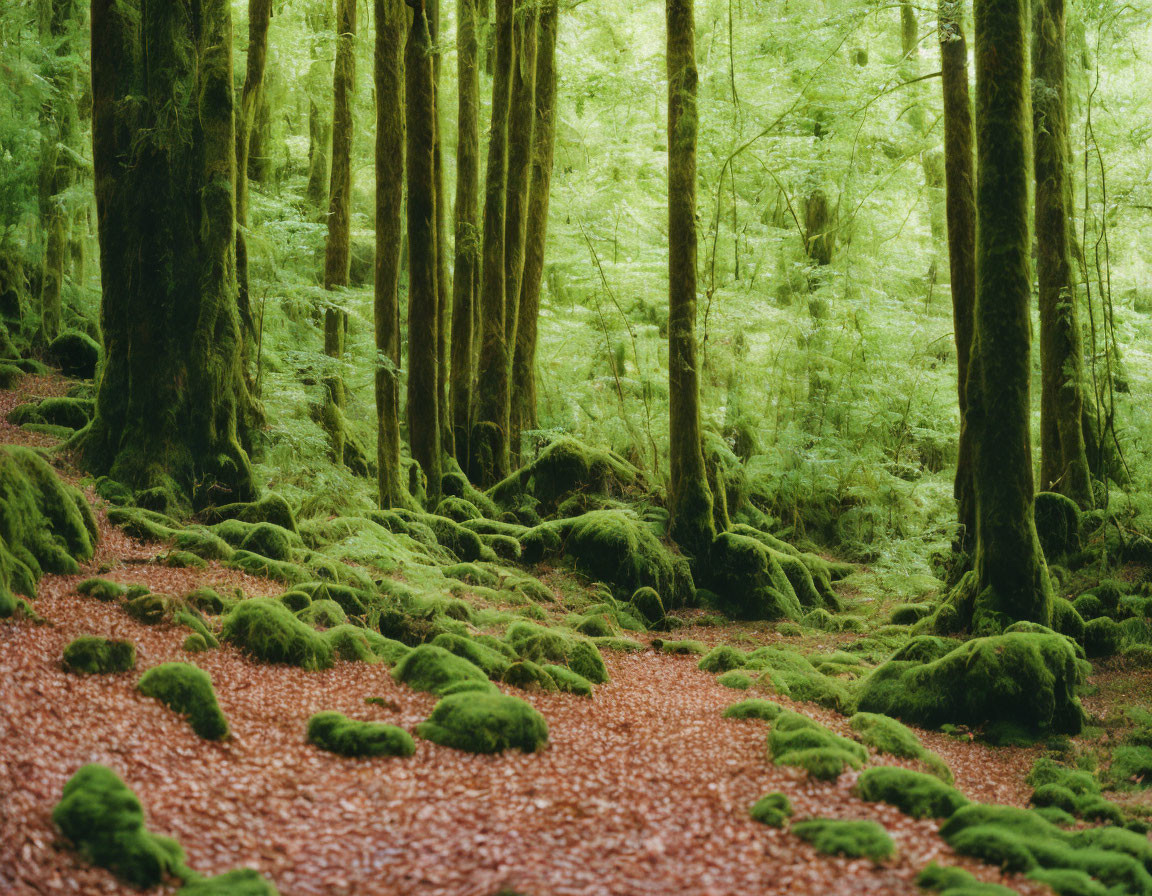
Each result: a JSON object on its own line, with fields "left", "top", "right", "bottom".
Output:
{"left": 450, "top": 0, "right": 481, "bottom": 469}
{"left": 511, "top": 0, "right": 559, "bottom": 463}
{"left": 375, "top": 0, "right": 406, "bottom": 508}
{"left": 1034, "top": 0, "right": 1093, "bottom": 508}
{"left": 305, "top": 0, "right": 334, "bottom": 211}
{"left": 236, "top": 0, "right": 274, "bottom": 355}
{"left": 666, "top": 0, "right": 715, "bottom": 556}
{"left": 901, "top": 0, "right": 946, "bottom": 251}
{"left": 939, "top": 0, "right": 977, "bottom": 551}
{"left": 86, "top": 0, "right": 253, "bottom": 504}
{"left": 407, "top": 0, "right": 442, "bottom": 500}
{"left": 503, "top": 3, "right": 538, "bottom": 352}
{"left": 964, "top": 0, "right": 1052, "bottom": 625}
{"left": 471, "top": 0, "right": 515, "bottom": 486}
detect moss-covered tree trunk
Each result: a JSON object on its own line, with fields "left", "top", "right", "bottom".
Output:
{"left": 305, "top": 0, "right": 333, "bottom": 211}
{"left": 86, "top": 0, "right": 254, "bottom": 505}
{"left": 511, "top": 0, "right": 559, "bottom": 465}
{"left": 964, "top": 0, "right": 1052, "bottom": 627}
{"left": 375, "top": 0, "right": 406, "bottom": 509}
{"left": 406, "top": 0, "right": 442, "bottom": 501}
{"left": 939, "top": 0, "right": 977, "bottom": 552}
{"left": 666, "top": 0, "right": 716, "bottom": 557}
{"left": 236, "top": 0, "right": 273, "bottom": 354}
{"left": 427, "top": 0, "right": 453, "bottom": 460}
{"left": 450, "top": 0, "right": 481, "bottom": 470}
{"left": 1034, "top": 0, "right": 1093, "bottom": 509}
{"left": 471, "top": 0, "right": 515, "bottom": 486}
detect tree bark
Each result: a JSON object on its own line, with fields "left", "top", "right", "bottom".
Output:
{"left": 406, "top": 0, "right": 442, "bottom": 500}
{"left": 966, "top": 0, "right": 1052, "bottom": 626}
{"left": 471, "top": 0, "right": 515, "bottom": 486}
{"left": 427, "top": 0, "right": 453, "bottom": 460}
{"left": 1034, "top": 0, "right": 1093, "bottom": 508}
{"left": 306, "top": 0, "right": 334, "bottom": 211}
{"left": 375, "top": 0, "right": 406, "bottom": 508}
{"left": 511, "top": 0, "right": 559, "bottom": 464}
{"left": 939, "top": 0, "right": 977, "bottom": 552}
{"left": 667, "top": 0, "right": 716, "bottom": 556}
{"left": 85, "top": 0, "right": 253, "bottom": 505}
{"left": 450, "top": 0, "right": 481, "bottom": 469}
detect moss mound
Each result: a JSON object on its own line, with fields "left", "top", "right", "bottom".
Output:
{"left": 1035, "top": 491, "right": 1081, "bottom": 562}
{"left": 52, "top": 764, "right": 188, "bottom": 887}
{"left": 503, "top": 659, "right": 559, "bottom": 692}
{"left": 542, "top": 663, "right": 593, "bottom": 696}
{"left": 297, "top": 599, "right": 348, "bottom": 629}
{"left": 742, "top": 645, "right": 851, "bottom": 712}
{"left": 47, "top": 330, "right": 100, "bottom": 378}
{"left": 306, "top": 711, "right": 415, "bottom": 758}
{"left": 76, "top": 577, "right": 127, "bottom": 602}
{"left": 850, "top": 711, "right": 953, "bottom": 781}
{"left": 855, "top": 767, "right": 968, "bottom": 818}
{"left": 203, "top": 493, "right": 297, "bottom": 533}
{"left": 723, "top": 698, "right": 783, "bottom": 722}
{"left": 699, "top": 644, "right": 746, "bottom": 673}
{"left": 392, "top": 644, "right": 489, "bottom": 695}
{"left": 417, "top": 691, "right": 549, "bottom": 753}
{"left": 718, "top": 670, "right": 754, "bottom": 689}
{"left": 749, "top": 792, "right": 793, "bottom": 827}
{"left": 220, "top": 598, "right": 333, "bottom": 670}
{"left": 177, "top": 869, "right": 280, "bottom": 896}
{"left": 137, "top": 662, "right": 229, "bottom": 740}
{"left": 768, "top": 711, "right": 867, "bottom": 780}
{"left": 629, "top": 586, "right": 665, "bottom": 626}
{"left": 1084, "top": 616, "right": 1123, "bottom": 658}
{"left": 917, "top": 862, "right": 1017, "bottom": 896}
{"left": 63, "top": 636, "right": 136, "bottom": 674}
{"left": 857, "top": 632, "right": 1087, "bottom": 738}
{"left": 238, "top": 522, "right": 296, "bottom": 562}
{"left": 432, "top": 632, "right": 513, "bottom": 679}
{"left": 9, "top": 396, "right": 94, "bottom": 430}
{"left": 791, "top": 818, "right": 895, "bottom": 862}
{"left": 505, "top": 621, "right": 609, "bottom": 684}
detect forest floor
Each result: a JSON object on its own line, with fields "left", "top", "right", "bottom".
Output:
{"left": 0, "top": 374, "right": 1136, "bottom": 896}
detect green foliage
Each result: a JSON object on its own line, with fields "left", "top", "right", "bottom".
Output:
{"left": 791, "top": 818, "right": 895, "bottom": 862}
{"left": 137, "top": 662, "right": 229, "bottom": 740}
{"left": 749, "top": 792, "right": 793, "bottom": 827}
{"left": 391, "top": 644, "right": 490, "bottom": 695}
{"left": 854, "top": 766, "right": 967, "bottom": 818}
{"left": 221, "top": 598, "right": 333, "bottom": 670}
{"left": 62, "top": 636, "right": 136, "bottom": 674}
{"left": 417, "top": 692, "right": 549, "bottom": 753}
{"left": 306, "top": 711, "right": 415, "bottom": 757}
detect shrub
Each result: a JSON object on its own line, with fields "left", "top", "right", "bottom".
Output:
{"left": 62, "top": 636, "right": 135, "bottom": 674}
{"left": 791, "top": 818, "right": 895, "bottom": 862}
{"left": 137, "top": 662, "right": 229, "bottom": 740}
{"left": 854, "top": 767, "right": 968, "bottom": 818}
{"left": 417, "top": 692, "right": 549, "bottom": 753}
{"left": 306, "top": 712, "right": 415, "bottom": 757}
{"left": 220, "top": 598, "right": 333, "bottom": 670}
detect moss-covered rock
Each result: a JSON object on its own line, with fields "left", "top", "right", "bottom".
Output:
{"left": 749, "top": 792, "right": 793, "bottom": 827}
{"left": 704, "top": 531, "right": 802, "bottom": 621}
{"left": 791, "top": 818, "right": 895, "bottom": 862}
{"left": 850, "top": 712, "right": 952, "bottom": 781}
{"left": 503, "top": 659, "right": 560, "bottom": 692}
{"left": 543, "top": 663, "right": 594, "bottom": 696}
{"left": 76, "top": 577, "right": 127, "bottom": 602}
{"left": 62, "top": 636, "right": 136, "bottom": 674}
{"left": 9, "top": 396, "right": 94, "bottom": 430}
{"left": 718, "top": 670, "right": 753, "bottom": 689}
{"left": 53, "top": 764, "right": 188, "bottom": 887}
{"left": 238, "top": 522, "right": 295, "bottom": 562}
{"left": 917, "top": 863, "right": 1016, "bottom": 896}
{"left": 47, "top": 330, "right": 100, "bottom": 378}
{"left": 137, "top": 662, "right": 229, "bottom": 740}
{"left": 855, "top": 767, "right": 968, "bottom": 819}
{"left": 768, "top": 711, "right": 867, "bottom": 780}
{"left": 183, "top": 634, "right": 209, "bottom": 653}
{"left": 432, "top": 632, "right": 513, "bottom": 679}
{"left": 655, "top": 638, "right": 707, "bottom": 655}
{"left": 1083, "top": 616, "right": 1123, "bottom": 658}
{"left": 1035, "top": 491, "right": 1081, "bottom": 562}
{"left": 297, "top": 599, "right": 348, "bottom": 629}
{"left": 185, "top": 586, "right": 231, "bottom": 616}
{"left": 203, "top": 493, "right": 297, "bottom": 534}
{"left": 698, "top": 644, "right": 746, "bottom": 673}
{"left": 890, "top": 602, "right": 934, "bottom": 625}
{"left": 306, "top": 711, "right": 415, "bottom": 757}
{"left": 1052, "top": 597, "right": 1086, "bottom": 642}
{"left": 723, "top": 698, "right": 783, "bottom": 722}
{"left": 417, "top": 691, "right": 549, "bottom": 753}
{"left": 505, "top": 621, "right": 609, "bottom": 684}
{"left": 177, "top": 869, "right": 280, "bottom": 896}
{"left": 392, "top": 644, "right": 489, "bottom": 695}
{"left": 1110, "top": 745, "right": 1152, "bottom": 789}
{"left": 743, "top": 645, "right": 851, "bottom": 712}
{"left": 220, "top": 598, "right": 333, "bottom": 670}
{"left": 629, "top": 586, "right": 665, "bottom": 626}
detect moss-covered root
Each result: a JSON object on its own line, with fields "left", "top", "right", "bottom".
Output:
{"left": 417, "top": 691, "right": 549, "bottom": 753}
{"left": 306, "top": 712, "right": 415, "bottom": 758}
{"left": 850, "top": 711, "right": 953, "bottom": 782}
{"left": 854, "top": 767, "right": 968, "bottom": 819}
{"left": 63, "top": 636, "right": 136, "bottom": 674}
{"left": 177, "top": 869, "right": 280, "bottom": 896}
{"left": 220, "top": 597, "right": 333, "bottom": 670}
{"left": 792, "top": 818, "right": 895, "bottom": 862}
{"left": 749, "top": 792, "right": 793, "bottom": 827}
{"left": 52, "top": 764, "right": 189, "bottom": 887}
{"left": 137, "top": 662, "right": 230, "bottom": 740}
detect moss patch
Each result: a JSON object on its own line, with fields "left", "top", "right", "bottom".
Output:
{"left": 768, "top": 711, "right": 867, "bottom": 780}
{"left": 221, "top": 598, "right": 333, "bottom": 670}
{"left": 392, "top": 644, "right": 489, "bottom": 695}
{"left": 306, "top": 711, "right": 415, "bottom": 757}
{"left": 749, "top": 792, "right": 793, "bottom": 827}
{"left": 137, "top": 662, "right": 229, "bottom": 740}
{"left": 177, "top": 869, "right": 280, "bottom": 895}
{"left": 850, "top": 711, "right": 952, "bottom": 781}
{"left": 63, "top": 636, "right": 136, "bottom": 674}
{"left": 723, "top": 698, "right": 783, "bottom": 722}
{"left": 417, "top": 691, "right": 549, "bottom": 753}
{"left": 855, "top": 766, "right": 968, "bottom": 818}
{"left": 791, "top": 818, "right": 895, "bottom": 862}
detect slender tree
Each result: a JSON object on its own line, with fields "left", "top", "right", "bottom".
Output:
{"left": 939, "top": 0, "right": 977, "bottom": 551}
{"left": 503, "top": 3, "right": 538, "bottom": 352}
{"left": 471, "top": 0, "right": 515, "bottom": 486}
{"left": 306, "top": 0, "right": 334, "bottom": 211}
{"left": 428, "top": 0, "right": 454, "bottom": 458}
{"left": 511, "top": 0, "right": 559, "bottom": 462}
{"left": 407, "top": 0, "right": 442, "bottom": 499}
{"left": 1034, "top": 0, "right": 1093, "bottom": 508}
{"left": 666, "top": 0, "right": 716, "bottom": 556}
{"left": 375, "top": 0, "right": 407, "bottom": 508}
{"left": 964, "top": 0, "right": 1052, "bottom": 625}
{"left": 85, "top": 0, "right": 253, "bottom": 504}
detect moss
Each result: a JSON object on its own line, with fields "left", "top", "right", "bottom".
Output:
{"left": 1072, "top": 593, "right": 1105, "bottom": 620}
{"left": 0, "top": 362, "right": 21, "bottom": 389}
{"left": 62, "top": 636, "right": 136, "bottom": 674}
{"left": 1052, "top": 598, "right": 1086, "bottom": 642}
{"left": 857, "top": 632, "right": 1087, "bottom": 737}
{"left": 1026, "top": 868, "right": 1110, "bottom": 896}
{"left": 1111, "top": 745, "right": 1152, "bottom": 788}
{"left": 76, "top": 577, "right": 127, "bottom": 602}
{"left": 791, "top": 818, "right": 895, "bottom": 862}
{"left": 298, "top": 599, "right": 348, "bottom": 629}
{"left": 306, "top": 711, "right": 415, "bottom": 757}
{"left": 698, "top": 644, "right": 747, "bottom": 673}
{"left": 173, "top": 527, "right": 235, "bottom": 562}
{"left": 704, "top": 531, "right": 802, "bottom": 621}
{"left": 221, "top": 598, "right": 333, "bottom": 670}
{"left": 629, "top": 586, "right": 665, "bottom": 626}
{"left": 417, "top": 691, "right": 549, "bottom": 753}
{"left": 1026, "top": 757, "right": 1100, "bottom": 795}
{"left": 1035, "top": 491, "right": 1081, "bottom": 561}
{"left": 47, "top": 330, "right": 101, "bottom": 378}
{"left": 124, "top": 592, "right": 174, "bottom": 624}
{"left": 1031, "top": 783, "right": 1079, "bottom": 814}
{"left": 749, "top": 792, "right": 793, "bottom": 827}
{"left": 850, "top": 712, "right": 953, "bottom": 781}
{"left": 723, "top": 698, "right": 783, "bottom": 722}
{"left": 9, "top": 396, "right": 94, "bottom": 430}
{"left": 183, "top": 634, "right": 209, "bottom": 653}
{"left": 855, "top": 767, "right": 968, "bottom": 818}
{"left": 1083, "top": 617, "right": 1122, "bottom": 658}
{"left": 177, "top": 869, "right": 280, "bottom": 895}
{"left": 435, "top": 496, "right": 482, "bottom": 522}
{"left": 185, "top": 587, "right": 231, "bottom": 615}
{"left": 324, "top": 625, "right": 407, "bottom": 664}
{"left": 542, "top": 663, "right": 593, "bottom": 696}
{"left": 392, "top": 644, "right": 489, "bottom": 694}
{"left": 718, "top": 670, "right": 753, "bottom": 689}
{"left": 656, "top": 638, "right": 706, "bottom": 655}
{"left": 432, "top": 632, "right": 513, "bottom": 678}
{"left": 592, "top": 635, "right": 646, "bottom": 653}
{"left": 137, "top": 662, "right": 229, "bottom": 740}
{"left": 743, "top": 645, "right": 851, "bottom": 712}
{"left": 203, "top": 493, "right": 297, "bottom": 533}
{"left": 505, "top": 621, "right": 609, "bottom": 684}
{"left": 52, "top": 765, "right": 188, "bottom": 887}
{"left": 164, "top": 550, "right": 207, "bottom": 569}
{"left": 237, "top": 522, "right": 295, "bottom": 562}
{"left": 768, "top": 711, "right": 867, "bottom": 780}
{"left": 890, "top": 602, "right": 934, "bottom": 625}
{"left": 917, "top": 863, "right": 1017, "bottom": 896}
{"left": 503, "top": 659, "right": 560, "bottom": 692}
{"left": 278, "top": 590, "right": 312, "bottom": 613}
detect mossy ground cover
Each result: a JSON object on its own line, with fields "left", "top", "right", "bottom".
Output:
{"left": 417, "top": 692, "right": 549, "bottom": 753}
{"left": 791, "top": 818, "right": 895, "bottom": 862}
{"left": 137, "top": 662, "right": 230, "bottom": 740}
{"left": 306, "top": 712, "right": 415, "bottom": 757}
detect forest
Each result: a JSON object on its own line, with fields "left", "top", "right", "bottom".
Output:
{"left": 2, "top": 0, "right": 1152, "bottom": 892}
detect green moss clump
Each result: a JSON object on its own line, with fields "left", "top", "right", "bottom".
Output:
{"left": 238, "top": 522, "right": 295, "bottom": 562}
{"left": 917, "top": 863, "right": 1017, "bottom": 896}
{"left": 63, "top": 636, "right": 136, "bottom": 674}
{"left": 850, "top": 712, "right": 953, "bottom": 781}
{"left": 503, "top": 659, "right": 560, "bottom": 692}
{"left": 203, "top": 493, "right": 297, "bottom": 533}
{"left": 435, "top": 495, "right": 482, "bottom": 522}
{"left": 1111, "top": 745, "right": 1152, "bottom": 788}
{"left": 137, "top": 662, "right": 229, "bottom": 740}
{"left": 1035, "top": 491, "right": 1081, "bottom": 562}
{"left": 124, "top": 592, "right": 173, "bottom": 624}
{"left": 47, "top": 330, "right": 101, "bottom": 378}
{"left": 306, "top": 711, "right": 415, "bottom": 757}
{"left": 1073, "top": 593, "right": 1105, "bottom": 621}
{"left": 855, "top": 767, "right": 968, "bottom": 819}
{"left": 698, "top": 644, "right": 747, "bottom": 673}
{"left": 629, "top": 586, "right": 665, "bottom": 626}
{"left": 392, "top": 644, "right": 489, "bottom": 695}
{"left": 723, "top": 698, "right": 783, "bottom": 722}
{"left": 656, "top": 638, "right": 706, "bottom": 655}
{"left": 542, "top": 663, "right": 593, "bottom": 696}
{"left": 1083, "top": 617, "right": 1122, "bottom": 658}
{"left": 505, "top": 621, "right": 609, "bottom": 684}
{"left": 749, "top": 792, "right": 793, "bottom": 827}
{"left": 323, "top": 625, "right": 407, "bottom": 664}
{"left": 183, "top": 634, "right": 209, "bottom": 653}
{"left": 742, "top": 645, "right": 851, "bottom": 712}
{"left": 221, "top": 598, "right": 333, "bottom": 670}
{"left": 53, "top": 764, "right": 188, "bottom": 887}
{"left": 9, "top": 396, "right": 94, "bottom": 430}
{"left": 768, "top": 711, "right": 867, "bottom": 780}
{"left": 417, "top": 691, "right": 549, "bottom": 753}
{"left": 718, "top": 670, "right": 753, "bottom": 689}
{"left": 185, "top": 587, "right": 231, "bottom": 615}
{"left": 278, "top": 590, "right": 312, "bottom": 613}
{"left": 704, "top": 531, "right": 803, "bottom": 621}
{"left": 791, "top": 818, "right": 895, "bottom": 862}
{"left": 76, "top": 577, "right": 127, "bottom": 602}
{"left": 431, "top": 633, "right": 512, "bottom": 678}
{"left": 177, "top": 869, "right": 280, "bottom": 895}
{"left": 297, "top": 599, "right": 348, "bottom": 629}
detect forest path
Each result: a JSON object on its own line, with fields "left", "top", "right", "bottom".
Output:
{"left": 0, "top": 377, "right": 1047, "bottom": 896}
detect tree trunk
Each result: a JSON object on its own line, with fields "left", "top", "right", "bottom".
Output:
{"left": 965, "top": 0, "right": 1052, "bottom": 626}
{"left": 428, "top": 0, "right": 454, "bottom": 462}
{"left": 939, "top": 0, "right": 977, "bottom": 552}
{"left": 667, "top": 0, "right": 716, "bottom": 556}
{"left": 236, "top": 0, "right": 273, "bottom": 356}
{"left": 306, "top": 0, "right": 334, "bottom": 211}
{"left": 406, "top": 0, "right": 442, "bottom": 501}
{"left": 511, "top": 0, "right": 559, "bottom": 464}
{"left": 471, "top": 0, "right": 515, "bottom": 486}
{"left": 85, "top": 0, "right": 254, "bottom": 505}
{"left": 451, "top": 0, "right": 481, "bottom": 469}
{"left": 1034, "top": 0, "right": 1093, "bottom": 508}
{"left": 375, "top": 0, "right": 406, "bottom": 508}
